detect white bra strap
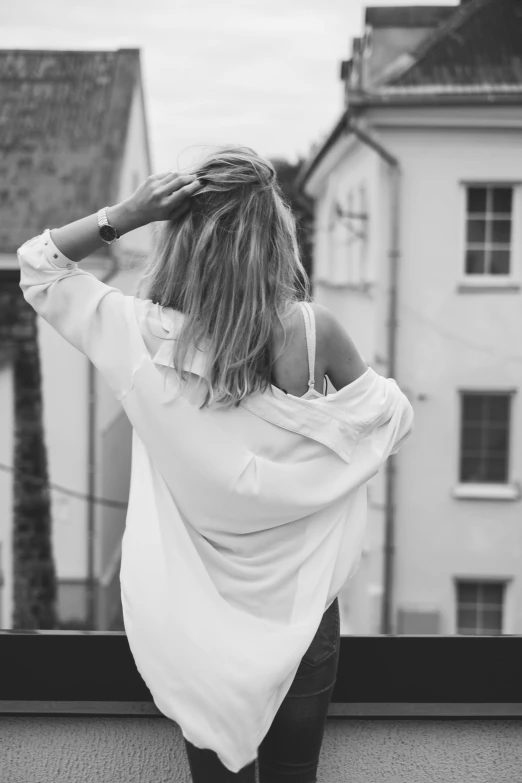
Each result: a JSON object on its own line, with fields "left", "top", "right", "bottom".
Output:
{"left": 299, "top": 302, "right": 316, "bottom": 389}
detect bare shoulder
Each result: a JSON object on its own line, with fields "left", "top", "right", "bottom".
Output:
{"left": 310, "top": 302, "right": 369, "bottom": 391}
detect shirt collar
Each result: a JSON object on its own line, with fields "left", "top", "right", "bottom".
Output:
{"left": 148, "top": 305, "right": 377, "bottom": 464}
{"left": 148, "top": 305, "right": 212, "bottom": 378}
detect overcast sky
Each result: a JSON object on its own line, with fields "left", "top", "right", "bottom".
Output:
{"left": 1, "top": 0, "right": 457, "bottom": 172}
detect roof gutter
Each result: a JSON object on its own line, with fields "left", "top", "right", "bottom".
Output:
{"left": 345, "top": 114, "right": 400, "bottom": 636}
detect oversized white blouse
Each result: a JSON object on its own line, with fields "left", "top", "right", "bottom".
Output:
{"left": 18, "top": 229, "right": 414, "bottom": 773}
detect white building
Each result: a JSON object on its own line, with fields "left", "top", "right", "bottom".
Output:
{"left": 300, "top": 0, "right": 522, "bottom": 635}
{"left": 0, "top": 49, "right": 152, "bottom": 630}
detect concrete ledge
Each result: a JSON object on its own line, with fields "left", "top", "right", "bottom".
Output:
{"left": 2, "top": 715, "right": 522, "bottom": 783}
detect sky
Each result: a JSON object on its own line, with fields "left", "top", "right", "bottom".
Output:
{"left": 0, "top": 0, "right": 458, "bottom": 172}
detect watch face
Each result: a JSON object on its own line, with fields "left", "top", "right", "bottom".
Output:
{"left": 100, "top": 224, "right": 117, "bottom": 242}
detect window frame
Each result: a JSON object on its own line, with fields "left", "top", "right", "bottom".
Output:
{"left": 458, "top": 181, "right": 522, "bottom": 289}
{"left": 454, "top": 578, "right": 508, "bottom": 636}
{"left": 458, "top": 390, "right": 513, "bottom": 486}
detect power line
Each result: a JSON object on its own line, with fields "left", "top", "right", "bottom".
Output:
{"left": 0, "top": 462, "right": 128, "bottom": 510}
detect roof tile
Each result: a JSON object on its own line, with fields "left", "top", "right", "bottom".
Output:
{"left": 387, "top": 0, "right": 522, "bottom": 88}
{"left": 0, "top": 49, "right": 140, "bottom": 253}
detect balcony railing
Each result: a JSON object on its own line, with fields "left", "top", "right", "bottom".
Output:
{"left": 2, "top": 632, "right": 522, "bottom": 781}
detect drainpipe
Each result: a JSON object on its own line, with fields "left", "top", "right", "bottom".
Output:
{"left": 344, "top": 114, "right": 401, "bottom": 635}
{"left": 86, "top": 250, "right": 120, "bottom": 630}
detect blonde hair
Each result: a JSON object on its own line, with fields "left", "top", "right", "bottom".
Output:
{"left": 138, "top": 145, "right": 311, "bottom": 409}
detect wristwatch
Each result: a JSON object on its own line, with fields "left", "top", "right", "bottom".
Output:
{"left": 97, "top": 207, "right": 121, "bottom": 245}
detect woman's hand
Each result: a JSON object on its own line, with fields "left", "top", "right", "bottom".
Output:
{"left": 49, "top": 172, "right": 203, "bottom": 264}
{"left": 121, "top": 171, "right": 203, "bottom": 228}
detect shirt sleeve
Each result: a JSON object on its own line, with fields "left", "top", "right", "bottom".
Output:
{"left": 18, "top": 229, "right": 148, "bottom": 401}
{"left": 360, "top": 373, "right": 414, "bottom": 461}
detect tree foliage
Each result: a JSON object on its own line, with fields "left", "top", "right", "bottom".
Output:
{"left": 0, "top": 285, "right": 57, "bottom": 629}
{"left": 271, "top": 157, "right": 314, "bottom": 286}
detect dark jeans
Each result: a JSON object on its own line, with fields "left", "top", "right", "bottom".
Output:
{"left": 183, "top": 597, "right": 340, "bottom": 783}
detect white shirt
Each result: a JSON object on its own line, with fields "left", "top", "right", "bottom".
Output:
{"left": 18, "top": 229, "right": 414, "bottom": 773}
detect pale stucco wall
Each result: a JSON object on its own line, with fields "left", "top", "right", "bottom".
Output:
{"left": 308, "top": 135, "right": 392, "bottom": 636}
{"left": 38, "top": 317, "right": 90, "bottom": 585}
{"left": 305, "top": 107, "right": 522, "bottom": 636}
{"left": 93, "top": 78, "right": 153, "bottom": 628}
{"left": 381, "top": 122, "right": 522, "bottom": 635}
{"left": 2, "top": 716, "right": 522, "bottom": 782}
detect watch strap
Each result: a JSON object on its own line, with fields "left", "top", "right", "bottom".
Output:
{"left": 97, "top": 207, "right": 120, "bottom": 242}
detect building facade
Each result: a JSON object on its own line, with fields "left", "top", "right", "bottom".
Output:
{"left": 300, "top": 0, "right": 522, "bottom": 635}
{"left": 0, "top": 49, "right": 153, "bottom": 630}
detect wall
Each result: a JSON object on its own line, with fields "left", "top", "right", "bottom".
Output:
{"left": 2, "top": 716, "right": 522, "bottom": 782}
{"left": 0, "top": 78, "right": 153, "bottom": 630}
{"left": 379, "top": 120, "right": 522, "bottom": 634}
{"left": 306, "top": 133, "right": 395, "bottom": 635}
{"left": 115, "top": 78, "right": 153, "bottom": 261}
{"left": 0, "top": 364, "right": 13, "bottom": 628}
{"left": 305, "top": 106, "right": 522, "bottom": 635}
{"left": 94, "top": 78, "right": 153, "bottom": 629}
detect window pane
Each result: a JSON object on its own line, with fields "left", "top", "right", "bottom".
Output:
{"left": 492, "top": 187, "right": 512, "bottom": 214}
{"left": 487, "top": 396, "right": 509, "bottom": 423}
{"left": 462, "top": 395, "right": 484, "bottom": 423}
{"left": 458, "top": 583, "right": 479, "bottom": 603}
{"left": 457, "top": 608, "right": 477, "bottom": 631}
{"left": 489, "top": 249, "right": 510, "bottom": 275}
{"left": 491, "top": 219, "right": 511, "bottom": 244}
{"left": 466, "top": 219, "right": 486, "bottom": 243}
{"left": 467, "top": 187, "right": 487, "bottom": 213}
{"left": 484, "top": 457, "right": 508, "bottom": 483}
{"left": 460, "top": 456, "right": 486, "bottom": 482}
{"left": 486, "top": 430, "right": 508, "bottom": 456}
{"left": 461, "top": 424, "right": 482, "bottom": 451}
{"left": 466, "top": 249, "right": 485, "bottom": 274}
{"left": 481, "top": 609, "right": 502, "bottom": 632}
{"left": 481, "top": 583, "right": 504, "bottom": 604}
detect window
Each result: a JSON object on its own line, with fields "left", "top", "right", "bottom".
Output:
{"left": 328, "top": 184, "right": 368, "bottom": 286}
{"left": 465, "top": 186, "right": 513, "bottom": 276}
{"left": 459, "top": 393, "right": 511, "bottom": 483}
{"left": 456, "top": 580, "right": 504, "bottom": 635}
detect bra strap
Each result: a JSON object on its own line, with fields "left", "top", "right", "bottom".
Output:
{"left": 299, "top": 302, "right": 316, "bottom": 389}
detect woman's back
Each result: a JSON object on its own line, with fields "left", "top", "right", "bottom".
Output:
{"left": 270, "top": 301, "right": 368, "bottom": 398}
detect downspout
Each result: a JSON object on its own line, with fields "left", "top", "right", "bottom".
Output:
{"left": 345, "top": 114, "right": 401, "bottom": 635}
{"left": 86, "top": 251, "right": 120, "bottom": 629}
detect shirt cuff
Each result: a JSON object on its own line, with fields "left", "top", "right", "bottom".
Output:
{"left": 42, "top": 228, "right": 79, "bottom": 270}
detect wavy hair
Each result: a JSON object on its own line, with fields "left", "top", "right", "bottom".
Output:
{"left": 137, "top": 145, "right": 311, "bottom": 409}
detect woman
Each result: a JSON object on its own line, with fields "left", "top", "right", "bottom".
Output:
{"left": 17, "top": 146, "right": 414, "bottom": 782}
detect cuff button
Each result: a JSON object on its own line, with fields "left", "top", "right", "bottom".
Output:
{"left": 53, "top": 254, "right": 58, "bottom": 259}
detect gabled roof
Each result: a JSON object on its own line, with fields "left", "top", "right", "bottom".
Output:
{"left": 299, "top": 0, "right": 522, "bottom": 193}
{"left": 0, "top": 49, "right": 143, "bottom": 254}
{"left": 385, "top": 0, "right": 522, "bottom": 89}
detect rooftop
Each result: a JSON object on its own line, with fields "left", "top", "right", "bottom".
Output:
{"left": 0, "top": 49, "right": 141, "bottom": 254}
{"left": 365, "top": 5, "right": 456, "bottom": 29}
{"left": 385, "top": 0, "right": 522, "bottom": 90}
